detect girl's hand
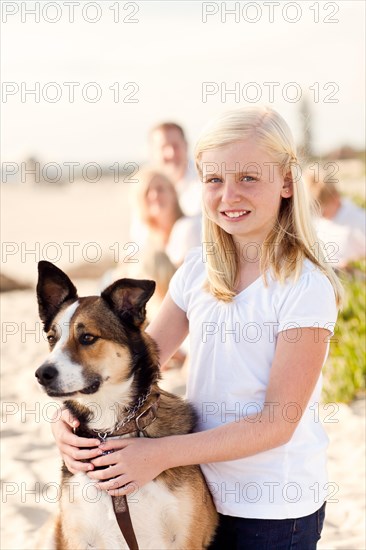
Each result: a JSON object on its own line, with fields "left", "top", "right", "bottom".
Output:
{"left": 51, "top": 408, "right": 101, "bottom": 474}
{"left": 87, "top": 437, "right": 168, "bottom": 496}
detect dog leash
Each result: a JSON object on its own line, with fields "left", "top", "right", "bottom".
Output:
{"left": 93, "top": 435, "right": 140, "bottom": 550}
{"left": 113, "top": 496, "right": 139, "bottom": 550}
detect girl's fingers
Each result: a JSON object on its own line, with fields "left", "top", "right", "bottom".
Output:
{"left": 64, "top": 458, "right": 94, "bottom": 474}
{"left": 61, "top": 408, "right": 79, "bottom": 428}
{"left": 61, "top": 444, "right": 102, "bottom": 461}
{"left": 98, "top": 439, "right": 129, "bottom": 451}
{"left": 108, "top": 483, "right": 137, "bottom": 497}
{"left": 90, "top": 451, "right": 121, "bottom": 469}
{"left": 96, "top": 475, "right": 132, "bottom": 492}
{"left": 87, "top": 463, "right": 122, "bottom": 481}
{"left": 61, "top": 432, "right": 100, "bottom": 448}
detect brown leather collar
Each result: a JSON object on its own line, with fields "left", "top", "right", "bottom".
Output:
{"left": 91, "top": 392, "right": 160, "bottom": 442}
{"left": 111, "top": 394, "right": 160, "bottom": 437}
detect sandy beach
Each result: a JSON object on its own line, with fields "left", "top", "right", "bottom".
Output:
{"left": 1, "top": 181, "right": 365, "bottom": 549}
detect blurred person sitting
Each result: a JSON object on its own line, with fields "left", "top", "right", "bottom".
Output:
{"left": 305, "top": 169, "right": 365, "bottom": 267}
{"left": 149, "top": 122, "right": 202, "bottom": 217}
{"left": 305, "top": 169, "right": 365, "bottom": 235}
{"left": 129, "top": 167, "right": 202, "bottom": 266}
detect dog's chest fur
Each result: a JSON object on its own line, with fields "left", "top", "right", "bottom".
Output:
{"left": 61, "top": 471, "right": 193, "bottom": 549}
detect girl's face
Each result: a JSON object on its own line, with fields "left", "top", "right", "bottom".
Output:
{"left": 145, "top": 175, "right": 177, "bottom": 217}
{"left": 200, "top": 139, "right": 293, "bottom": 247}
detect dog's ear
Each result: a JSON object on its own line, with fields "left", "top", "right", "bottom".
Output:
{"left": 37, "top": 261, "right": 78, "bottom": 330}
{"left": 101, "top": 278, "right": 155, "bottom": 328}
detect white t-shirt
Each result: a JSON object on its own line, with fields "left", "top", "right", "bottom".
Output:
{"left": 333, "top": 197, "right": 365, "bottom": 236}
{"left": 169, "top": 247, "right": 338, "bottom": 519}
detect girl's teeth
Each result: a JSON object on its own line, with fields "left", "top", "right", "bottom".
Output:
{"left": 225, "top": 211, "right": 248, "bottom": 218}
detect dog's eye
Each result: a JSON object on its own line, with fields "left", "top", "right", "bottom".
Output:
{"left": 79, "top": 334, "right": 98, "bottom": 346}
{"left": 47, "top": 335, "right": 56, "bottom": 345}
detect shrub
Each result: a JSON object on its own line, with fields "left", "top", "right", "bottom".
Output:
{"left": 323, "top": 258, "right": 366, "bottom": 403}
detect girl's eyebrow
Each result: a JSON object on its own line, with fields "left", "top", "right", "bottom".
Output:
{"left": 199, "top": 163, "right": 261, "bottom": 179}
{"left": 202, "top": 172, "right": 222, "bottom": 179}
{"left": 203, "top": 169, "right": 260, "bottom": 179}
{"left": 238, "top": 169, "right": 259, "bottom": 174}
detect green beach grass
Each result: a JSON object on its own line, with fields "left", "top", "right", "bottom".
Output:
{"left": 323, "top": 257, "right": 366, "bottom": 404}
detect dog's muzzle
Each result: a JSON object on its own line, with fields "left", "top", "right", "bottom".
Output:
{"left": 35, "top": 363, "right": 102, "bottom": 396}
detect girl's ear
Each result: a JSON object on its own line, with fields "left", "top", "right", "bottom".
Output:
{"left": 281, "top": 172, "right": 293, "bottom": 198}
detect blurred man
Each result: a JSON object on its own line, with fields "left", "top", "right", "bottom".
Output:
{"left": 149, "top": 122, "right": 202, "bottom": 216}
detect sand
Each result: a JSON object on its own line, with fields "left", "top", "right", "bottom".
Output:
{"left": 1, "top": 181, "right": 365, "bottom": 549}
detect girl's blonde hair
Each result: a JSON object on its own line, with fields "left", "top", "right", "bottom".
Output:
{"left": 194, "top": 106, "right": 343, "bottom": 307}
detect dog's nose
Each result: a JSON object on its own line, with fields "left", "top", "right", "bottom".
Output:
{"left": 35, "top": 364, "right": 58, "bottom": 386}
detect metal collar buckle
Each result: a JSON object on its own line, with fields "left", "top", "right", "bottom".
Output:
{"left": 135, "top": 404, "right": 157, "bottom": 433}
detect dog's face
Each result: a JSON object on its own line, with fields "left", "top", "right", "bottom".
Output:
{"left": 35, "top": 261, "right": 157, "bottom": 400}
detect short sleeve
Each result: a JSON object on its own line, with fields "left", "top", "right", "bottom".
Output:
{"left": 278, "top": 269, "right": 338, "bottom": 335}
{"left": 168, "top": 246, "right": 202, "bottom": 312}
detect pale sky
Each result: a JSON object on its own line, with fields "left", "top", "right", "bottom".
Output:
{"left": 1, "top": 1, "right": 365, "bottom": 164}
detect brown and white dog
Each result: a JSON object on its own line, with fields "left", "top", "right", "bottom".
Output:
{"left": 35, "top": 261, "right": 218, "bottom": 550}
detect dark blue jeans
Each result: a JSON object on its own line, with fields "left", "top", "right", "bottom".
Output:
{"left": 208, "top": 502, "right": 326, "bottom": 550}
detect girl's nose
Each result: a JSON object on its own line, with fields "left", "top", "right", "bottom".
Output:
{"left": 221, "top": 179, "right": 241, "bottom": 204}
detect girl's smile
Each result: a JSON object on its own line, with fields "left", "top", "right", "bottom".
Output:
{"left": 220, "top": 209, "right": 251, "bottom": 220}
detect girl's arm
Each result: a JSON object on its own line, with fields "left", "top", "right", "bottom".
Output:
{"left": 89, "top": 298, "right": 331, "bottom": 496}
{"left": 145, "top": 292, "right": 189, "bottom": 366}
{"left": 159, "top": 325, "right": 330, "bottom": 466}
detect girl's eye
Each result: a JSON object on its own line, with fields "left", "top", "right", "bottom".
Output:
{"left": 205, "top": 177, "right": 222, "bottom": 184}
{"left": 79, "top": 334, "right": 99, "bottom": 346}
{"left": 241, "top": 175, "right": 257, "bottom": 182}
{"left": 47, "top": 335, "right": 56, "bottom": 345}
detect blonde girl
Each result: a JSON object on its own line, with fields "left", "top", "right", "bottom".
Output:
{"left": 52, "top": 106, "right": 342, "bottom": 549}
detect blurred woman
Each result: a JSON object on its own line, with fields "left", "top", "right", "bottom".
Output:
{"left": 129, "top": 167, "right": 201, "bottom": 269}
